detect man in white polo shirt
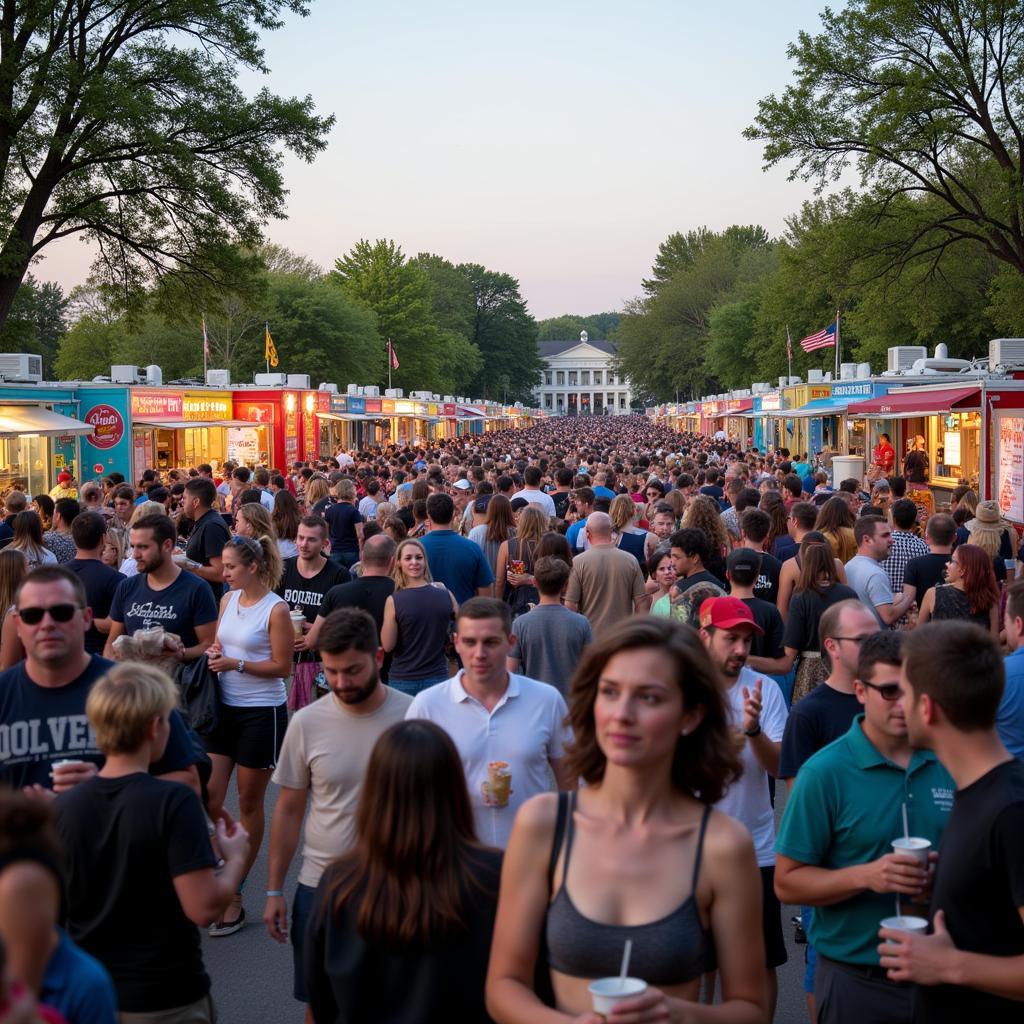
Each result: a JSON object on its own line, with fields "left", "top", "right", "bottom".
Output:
{"left": 406, "top": 597, "right": 574, "bottom": 847}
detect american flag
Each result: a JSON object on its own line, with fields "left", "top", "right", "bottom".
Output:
{"left": 800, "top": 320, "right": 837, "bottom": 353}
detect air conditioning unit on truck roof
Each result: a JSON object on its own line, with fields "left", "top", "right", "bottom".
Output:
{"left": 0, "top": 353, "right": 42, "bottom": 383}
{"left": 990, "top": 338, "right": 1024, "bottom": 372}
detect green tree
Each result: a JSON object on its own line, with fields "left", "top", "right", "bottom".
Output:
{"left": 331, "top": 240, "right": 442, "bottom": 389}
{"left": 461, "top": 265, "right": 542, "bottom": 403}
{"left": 642, "top": 226, "right": 771, "bottom": 295}
{"left": 0, "top": 0, "right": 333, "bottom": 329}
{"left": 536, "top": 312, "right": 621, "bottom": 341}
{"left": 746, "top": 1, "right": 1024, "bottom": 280}
{"left": 0, "top": 276, "right": 68, "bottom": 374}
{"left": 54, "top": 316, "right": 124, "bottom": 381}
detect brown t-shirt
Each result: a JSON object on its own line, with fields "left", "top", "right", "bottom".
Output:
{"left": 565, "top": 543, "right": 647, "bottom": 634}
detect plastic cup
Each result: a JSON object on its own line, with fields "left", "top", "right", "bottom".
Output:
{"left": 880, "top": 915, "right": 929, "bottom": 935}
{"left": 487, "top": 761, "right": 512, "bottom": 808}
{"left": 891, "top": 836, "right": 931, "bottom": 868}
{"left": 137, "top": 626, "right": 166, "bottom": 657}
{"left": 50, "top": 758, "right": 87, "bottom": 780}
{"left": 290, "top": 611, "right": 306, "bottom": 639}
{"left": 588, "top": 977, "right": 648, "bottom": 1017}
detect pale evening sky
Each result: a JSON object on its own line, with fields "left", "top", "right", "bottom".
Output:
{"left": 38, "top": 0, "right": 832, "bottom": 321}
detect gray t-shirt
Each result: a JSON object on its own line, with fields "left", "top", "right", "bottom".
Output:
{"left": 510, "top": 603, "right": 592, "bottom": 696}
{"left": 844, "top": 554, "right": 894, "bottom": 625}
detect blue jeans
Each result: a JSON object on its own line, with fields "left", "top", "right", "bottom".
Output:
{"left": 387, "top": 676, "right": 448, "bottom": 697}
{"left": 802, "top": 905, "right": 817, "bottom": 993}
{"left": 329, "top": 550, "right": 358, "bottom": 570}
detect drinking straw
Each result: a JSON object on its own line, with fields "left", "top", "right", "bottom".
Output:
{"left": 619, "top": 939, "right": 633, "bottom": 987}
{"left": 895, "top": 895, "right": 901, "bottom": 921}
{"left": 902, "top": 803, "right": 909, "bottom": 840}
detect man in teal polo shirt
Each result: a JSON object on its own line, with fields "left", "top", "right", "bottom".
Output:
{"left": 775, "top": 631, "right": 954, "bottom": 1023}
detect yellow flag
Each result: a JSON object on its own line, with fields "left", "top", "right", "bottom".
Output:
{"left": 265, "top": 325, "right": 279, "bottom": 368}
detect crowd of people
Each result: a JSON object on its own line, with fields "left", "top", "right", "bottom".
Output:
{"left": 0, "top": 414, "right": 1022, "bottom": 1024}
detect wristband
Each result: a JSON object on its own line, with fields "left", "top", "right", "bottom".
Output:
{"left": 743, "top": 724, "right": 762, "bottom": 738}
{"left": 265, "top": 890, "right": 284, "bottom": 897}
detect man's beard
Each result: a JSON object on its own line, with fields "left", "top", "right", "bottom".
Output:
{"left": 332, "top": 666, "right": 379, "bottom": 705}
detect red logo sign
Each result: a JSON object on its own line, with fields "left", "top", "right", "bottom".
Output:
{"left": 84, "top": 404, "right": 124, "bottom": 449}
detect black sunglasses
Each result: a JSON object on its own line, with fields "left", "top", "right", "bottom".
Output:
{"left": 17, "top": 603, "right": 80, "bottom": 625}
{"left": 862, "top": 680, "right": 902, "bottom": 701}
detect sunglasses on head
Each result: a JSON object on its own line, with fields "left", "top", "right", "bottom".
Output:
{"left": 17, "top": 603, "right": 80, "bottom": 625}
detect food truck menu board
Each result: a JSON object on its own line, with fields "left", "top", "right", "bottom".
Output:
{"left": 997, "top": 415, "right": 1024, "bottom": 522}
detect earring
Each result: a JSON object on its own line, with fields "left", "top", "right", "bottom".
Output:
{"left": 680, "top": 728, "right": 688, "bottom": 736}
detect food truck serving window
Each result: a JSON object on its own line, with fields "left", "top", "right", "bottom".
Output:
{"left": 930, "top": 411, "right": 981, "bottom": 488}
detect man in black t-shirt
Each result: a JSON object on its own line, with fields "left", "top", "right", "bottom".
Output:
{"left": 66, "top": 512, "right": 124, "bottom": 655}
{"left": 0, "top": 566, "right": 206, "bottom": 793}
{"left": 738, "top": 509, "right": 783, "bottom": 605}
{"left": 901, "top": 512, "right": 955, "bottom": 609}
{"left": 880, "top": 622, "right": 1024, "bottom": 1021}
{"left": 311, "top": 534, "right": 397, "bottom": 645}
{"left": 55, "top": 663, "right": 249, "bottom": 1020}
{"left": 550, "top": 467, "right": 574, "bottom": 521}
{"left": 277, "top": 516, "right": 350, "bottom": 625}
{"left": 725, "top": 550, "right": 787, "bottom": 676}
{"left": 181, "top": 477, "right": 230, "bottom": 602}
{"left": 106, "top": 515, "right": 218, "bottom": 661}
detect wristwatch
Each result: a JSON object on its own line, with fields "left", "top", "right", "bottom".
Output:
{"left": 237, "top": 659, "right": 245, "bottom": 674}
{"left": 744, "top": 724, "right": 762, "bottom": 738}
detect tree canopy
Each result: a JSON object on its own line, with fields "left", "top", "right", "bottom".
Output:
{"left": 0, "top": 0, "right": 333, "bottom": 330}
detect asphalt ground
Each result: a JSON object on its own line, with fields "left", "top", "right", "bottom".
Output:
{"left": 202, "top": 775, "right": 812, "bottom": 1023}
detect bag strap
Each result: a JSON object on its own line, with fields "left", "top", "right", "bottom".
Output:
{"left": 547, "top": 791, "right": 569, "bottom": 892}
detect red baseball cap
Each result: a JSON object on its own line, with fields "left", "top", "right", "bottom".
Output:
{"left": 699, "top": 596, "right": 764, "bottom": 634}
{"left": 57, "top": 471, "right": 72, "bottom": 483}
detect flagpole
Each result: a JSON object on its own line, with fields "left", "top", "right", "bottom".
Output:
{"left": 786, "top": 325, "right": 793, "bottom": 382}
{"left": 387, "top": 338, "right": 392, "bottom": 391}
{"left": 266, "top": 321, "right": 270, "bottom": 374}
{"left": 202, "top": 315, "right": 208, "bottom": 384}
{"left": 834, "top": 308, "right": 841, "bottom": 378}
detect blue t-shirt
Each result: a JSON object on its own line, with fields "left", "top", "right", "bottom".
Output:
{"left": 0, "top": 654, "right": 202, "bottom": 789}
{"left": 567, "top": 520, "right": 587, "bottom": 552}
{"left": 999, "top": 649, "right": 1024, "bottom": 759}
{"left": 420, "top": 529, "right": 494, "bottom": 605}
{"left": 110, "top": 571, "right": 218, "bottom": 649}
{"left": 793, "top": 462, "right": 811, "bottom": 478}
{"left": 593, "top": 486, "right": 616, "bottom": 501}
{"left": 802, "top": 472, "right": 816, "bottom": 495}
{"left": 42, "top": 928, "right": 117, "bottom": 1024}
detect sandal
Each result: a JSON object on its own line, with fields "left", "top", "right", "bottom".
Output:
{"left": 208, "top": 904, "right": 245, "bottom": 937}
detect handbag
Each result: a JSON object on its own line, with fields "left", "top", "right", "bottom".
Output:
{"left": 290, "top": 654, "right": 325, "bottom": 711}
{"left": 175, "top": 655, "right": 221, "bottom": 737}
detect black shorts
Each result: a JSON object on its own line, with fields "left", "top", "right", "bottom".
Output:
{"left": 761, "top": 865, "right": 788, "bottom": 969}
{"left": 203, "top": 702, "right": 287, "bottom": 770}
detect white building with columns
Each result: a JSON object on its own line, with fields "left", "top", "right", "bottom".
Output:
{"left": 534, "top": 332, "right": 633, "bottom": 416}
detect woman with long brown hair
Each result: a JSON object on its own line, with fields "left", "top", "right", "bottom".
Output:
{"left": 916, "top": 542, "right": 1000, "bottom": 637}
{"left": 781, "top": 535, "right": 859, "bottom": 703}
{"left": 815, "top": 494, "right": 858, "bottom": 564}
{"left": 760, "top": 490, "right": 796, "bottom": 561}
{"left": 272, "top": 489, "right": 301, "bottom": 559}
{"left": 469, "top": 493, "right": 515, "bottom": 577}
{"left": 9, "top": 511, "right": 56, "bottom": 567}
{"left": 0, "top": 548, "right": 27, "bottom": 670}
{"left": 306, "top": 720, "right": 502, "bottom": 1023}
{"left": 496, "top": 505, "right": 546, "bottom": 618}
{"left": 487, "top": 617, "right": 765, "bottom": 1023}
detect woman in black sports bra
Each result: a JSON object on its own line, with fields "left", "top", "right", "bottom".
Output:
{"left": 486, "top": 617, "right": 768, "bottom": 1023}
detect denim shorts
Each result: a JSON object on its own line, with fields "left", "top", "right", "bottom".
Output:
{"left": 387, "top": 676, "right": 448, "bottom": 697}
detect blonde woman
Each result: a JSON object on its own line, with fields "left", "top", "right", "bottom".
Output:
{"left": 204, "top": 532, "right": 291, "bottom": 937}
{"left": 611, "top": 493, "right": 654, "bottom": 569}
{"left": 304, "top": 476, "right": 332, "bottom": 516}
{"left": 324, "top": 479, "right": 363, "bottom": 570}
{"left": 234, "top": 500, "right": 275, "bottom": 540}
{"left": 380, "top": 538, "right": 458, "bottom": 697}
{"left": 102, "top": 527, "right": 128, "bottom": 570}
{"left": 495, "top": 505, "right": 546, "bottom": 618}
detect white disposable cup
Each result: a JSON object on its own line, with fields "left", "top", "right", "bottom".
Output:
{"left": 880, "top": 915, "right": 929, "bottom": 935}
{"left": 588, "top": 977, "right": 647, "bottom": 1016}
{"left": 891, "top": 836, "right": 931, "bottom": 868}
{"left": 50, "top": 758, "right": 87, "bottom": 779}
{"left": 290, "top": 612, "right": 305, "bottom": 638}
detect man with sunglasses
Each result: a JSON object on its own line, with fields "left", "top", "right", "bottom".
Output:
{"left": 775, "top": 631, "right": 954, "bottom": 1024}
{"left": 0, "top": 566, "right": 206, "bottom": 794}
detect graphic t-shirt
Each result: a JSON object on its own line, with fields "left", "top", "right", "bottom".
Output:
{"left": 55, "top": 773, "right": 217, "bottom": 1013}
{"left": 110, "top": 571, "right": 218, "bottom": 649}
{"left": 184, "top": 508, "right": 230, "bottom": 602}
{"left": 276, "top": 557, "right": 350, "bottom": 622}
{"left": 66, "top": 559, "right": 125, "bottom": 654}
{"left": 0, "top": 654, "right": 200, "bottom": 789}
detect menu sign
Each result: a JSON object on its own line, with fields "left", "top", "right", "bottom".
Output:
{"left": 997, "top": 415, "right": 1024, "bottom": 522}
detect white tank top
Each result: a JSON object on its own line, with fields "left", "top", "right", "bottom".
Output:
{"left": 216, "top": 589, "right": 287, "bottom": 707}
